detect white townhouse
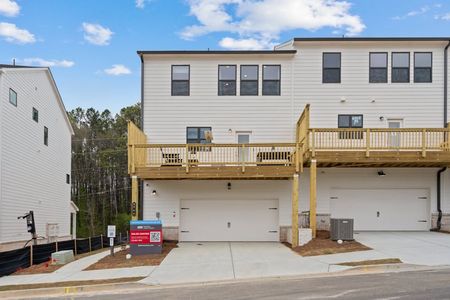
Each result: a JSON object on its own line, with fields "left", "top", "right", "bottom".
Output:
{"left": 0, "top": 65, "right": 75, "bottom": 251}
{"left": 127, "top": 37, "right": 450, "bottom": 246}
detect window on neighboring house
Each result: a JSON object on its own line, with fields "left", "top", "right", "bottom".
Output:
{"left": 218, "top": 65, "right": 236, "bottom": 96}
{"left": 323, "top": 53, "right": 341, "bottom": 83}
{"left": 66, "top": 174, "right": 70, "bottom": 184}
{"left": 9, "top": 88, "right": 17, "bottom": 106}
{"left": 338, "top": 114, "right": 363, "bottom": 139}
{"left": 44, "top": 126, "right": 48, "bottom": 146}
{"left": 392, "top": 52, "right": 410, "bottom": 83}
{"left": 414, "top": 52, "right": 432, "bottom": 83}
{"left": 240, "top": 65, "right": 258, "bottom": 96}
{"left": 369, "top": 52, "right": 387, "bottom": 83}
{"left": 171, "top": 65, "right": 190, "bottom": 96}
{"left": 262, "top": 65, "right": 281, "bottom": 95}
{"left": 32, "top": 107, "right": 39, "bottom": 122}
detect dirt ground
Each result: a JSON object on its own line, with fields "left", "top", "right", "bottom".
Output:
{"left": 85, "top": 241, "right": 178, "bottom": 271}
{"left": 287, "top": 230, "right": 371, "bottom": 256}
{"left": 13, "top": 247, "right": 122, "bottom": 275}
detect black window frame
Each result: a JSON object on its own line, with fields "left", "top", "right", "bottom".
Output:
{"left": 391, "top": 52, "right": 410, "bottom": 83}
{"left": 414, "top": 52, "right": 432, "bottom": 83}
{"left": 240, "top": 65, "right": 259, "bottom": 96}
{"left": 171, "top": 65, "right": 190, "bottom": 96}
{"left": 322, "top": 52, "right": 341, "bottom": 83}
{"left": 369, "top": 52, "right": 388, "bottom": 83}
{"left": 218, "top": 65, "right": 237, "bottom": 96}
{"left": 186, "top": 127, "right": 212, "bottom": 144}
{"left": 262, "top": 64, "right": 281, "bottom": 96}
{"left": 338, "top": 114, "right": 363, "bottom": 139}
{"left": 32, "top": 107, "right": 39, "bottom": 123}
{"left": 66, "top": 174, "right": 70, "bottom": 184}
{"left": 9, "top": 88, "right": 17, "bottom": 106}
{"left": 44, "top": 126, "right": 48, "bottom": 146}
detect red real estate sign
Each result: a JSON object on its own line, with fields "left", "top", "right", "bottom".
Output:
{"left": 130, "top": 230, "right": 162, "bottom": 245}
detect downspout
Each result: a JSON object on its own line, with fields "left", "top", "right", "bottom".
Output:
{"left": 435, "top": 167, "right": 447, "bottom": 231}
{"left": 444, "top": 40, "right": 450, "bottom": 126}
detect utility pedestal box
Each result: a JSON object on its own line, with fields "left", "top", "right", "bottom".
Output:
{"left": 130, "top": 220, "right": 162, "bottom": 255}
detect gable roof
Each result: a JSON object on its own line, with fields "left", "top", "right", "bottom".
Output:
{"left": 0, "top": 66, "right": 75, "bottom": 135}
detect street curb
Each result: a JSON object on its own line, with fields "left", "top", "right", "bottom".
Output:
{"left": 3, "top": 264, "right": 450, "bottom": 299}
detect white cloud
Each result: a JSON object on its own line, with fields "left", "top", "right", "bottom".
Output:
{"left": 393, "top": 5, "right": 430, "bottom": 20}
{"left": 21, "top": 58, "right": 75, "bottom": 68}
{"left": 181, "top": 0, "right": 365, "bottom": 50}
{"left": 136, "top": 0, "right": 153, "bottom": 8}
{"left": 0, "top": 22, "right": 35, "bottom": 44}
{"left": 104, "top": 64, "right": 131, "bottom": 76}
{"left": 82, "top": 22, "right": 113, "bottom": 46}
{"left": 219, "top": 37, "right": 273, "bottom": 50}
{"left": 0, "top": 0, "right": 20, "bottom": 17}
{"left": 435, "top": 12, "right": 450, "bottom": 20}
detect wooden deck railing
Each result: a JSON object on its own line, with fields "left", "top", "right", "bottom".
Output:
{"left": 130, "top": 143, "right": 298, "bottom": 173}
{"left": 127, "top": 121, "right": 148, "bottom": 174}
{"left": 309, "top": 128, "right": 450, "bottom": 157}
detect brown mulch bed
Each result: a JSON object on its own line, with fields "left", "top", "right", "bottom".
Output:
{"left": 0, "top": 277, "right": 145, "bottom": 292}
{"left": 85, "top": 241, "right": 178, "bottom": 271}
{"left": 336, "top": 258, "right": 402, "bottom": 267}
{"left": 287, "top": 230, "right": 371, "bottom": 257}
{"left": 13, "top": 247, "right": 123, "bottom": 275}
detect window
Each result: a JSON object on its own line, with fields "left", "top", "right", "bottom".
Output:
{"left": 9, "top": 88, "right": 17, "bottom": 106}
{"left": 414, "top": 52, "right": 432, "bottom": 83}
{"left": 44, "top": 126, "right": 48, "bottom": 146}
{"left": 66, "top": 174, "right": 70, "bottom": 184}
{"left": 392, "top": 52, "right": 410, "bottom": 83}
{"left": 338, "top": 114, "right": 363, "bottom": 139}
{"left": 186, "top": 127, "right": 212, "bottom": 144}
{"left": 218, "top": 65, "right": 236, "bottom": 96}
{"left": 240, "top": 65, "right": 258, "bottom": 96}
{"left": 323, "top": 53, "right": 341, "bottom": 83}
{"left": 369, "top": 52, "right": 387, "bottom": 83}
{"left": 32, "top": 107, "right": 39, "bottom": 122}
{"left": 171, "top": 65, "right": 190, "bottom": 96}
{"left": 262, "top": 65, "right": 280, "bottom": 95}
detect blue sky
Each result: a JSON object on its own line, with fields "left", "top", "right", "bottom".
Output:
{"left": 0, "top": 0, "right": 449, "bottom": 113}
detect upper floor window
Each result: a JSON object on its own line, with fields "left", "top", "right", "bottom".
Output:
{"left": 171, "top": 65, "right": 190, "bottom": 96}
{"left": 262, "top": 65, "right": 281, "bottom": 95}
{"left": 32, "top": 107, "right": 39, "bottom": 122}
{"left": 44, "top": 126, "right": 48, "bottom": 146}
{"left": 414, "top": 52, "right": 432, "bottom": 83}
{"left": 186, "top": 127, "right": 212, "bottom": 144}
{"left": 240, "top": 65, "right": 258, "bottom": 96}
{"left": 66, "top": 174, "right": 70, "bottom": 184}
{"left": 218, "top": 65, "right": 236, "bottom": 96}
{"left": 369, "top": 52, "right": 387, "bottom": 83}
{"left": 323, "top": 53, "right": 341, "bottom": 83}
{"left": 338, "top": 114, "right": 363, "bottom": 139}
{"left": 9, "top": 88, "right": 17, "bottom": 106}
{"left": 392, "top": 52, "right": 410, "bottom": 83}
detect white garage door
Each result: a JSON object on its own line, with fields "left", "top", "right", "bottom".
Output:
{"left": 330, "top": 189, "right": 429, "bottom": 231}
{"left": 179, "top": 199, "right": 279, "bottom": 241}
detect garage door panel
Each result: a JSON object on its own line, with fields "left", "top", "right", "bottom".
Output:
{"left": 180, "top": 199, "right": 279, "bottom": 242}
{"left": 330, "top": 189, "right": 429, "bottom": 231}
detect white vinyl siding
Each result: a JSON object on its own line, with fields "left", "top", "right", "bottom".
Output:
{"left": 0, "top": 69, "right": 72, "bottom": 243}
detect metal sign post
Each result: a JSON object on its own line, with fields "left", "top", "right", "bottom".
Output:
{"left": 107, "top": 225, "right": 116, "bottom": 256}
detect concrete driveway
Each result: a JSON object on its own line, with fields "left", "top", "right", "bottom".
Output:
{"left": 140, "top": 242, "right": 349, "bottom": 285}
{"left": 355, "top": 231, "right": 450, "bottom": 266}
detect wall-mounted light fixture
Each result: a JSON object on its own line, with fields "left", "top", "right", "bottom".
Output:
{"left": 340, "top": 97, "right": 346, "bottom": 103}
{"left": 379, "top": 116, "right": 384, "bottom": 121}
{"left": 152, "top": 190, "right": 157, "bottom": 196}
{"left": 227, "top": 182, "right": 231, "bottom": 190}
{"left": 377, "top": 170, "right": 386, "bottom": 177}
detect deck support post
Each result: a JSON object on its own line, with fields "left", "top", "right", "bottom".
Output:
{"left": 291, "top": 173, "right": 299, "bottom": 248}
{"left": 422, "top": 129, "right": 427, "bottom": 158}
{"left": 309, "top": 159, "right": 317, "bottom": 238}
{"left": 365, "top": 129, "right": 370, "bottom": 157}
{"left": 131, "top": 175, "right": 139, "bottom": 221}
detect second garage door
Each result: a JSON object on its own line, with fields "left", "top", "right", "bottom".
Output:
{"left": 179, "top": 199, "right": 279, "bottom": 242}
{"left": 330, "top": 189, "right": 430, "bottom": 231}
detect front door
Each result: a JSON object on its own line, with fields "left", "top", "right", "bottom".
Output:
{"left": 388, "top": 119, "right": 403, "bottom": 148}
{"left": 236, "top": 132, "right": 251, "bottom": 162}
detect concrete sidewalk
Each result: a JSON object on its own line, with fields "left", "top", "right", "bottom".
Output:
{"left": 0, "top": 247, "right": 155, "bottom": 286}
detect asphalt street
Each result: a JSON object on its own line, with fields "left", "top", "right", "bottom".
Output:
{"left": 47, "top": 267, "right": 450, "bottom": 300}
